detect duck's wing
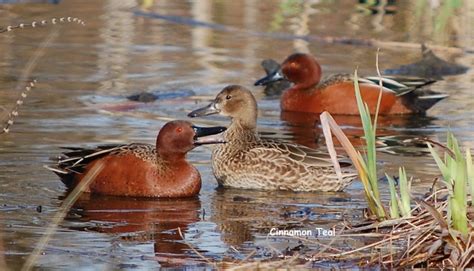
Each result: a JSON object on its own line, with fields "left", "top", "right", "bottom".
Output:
{"left": 319, "top": 74, "right": 399, "bottom": 94}
{"left": 253, "top": 139, "right": 351, "bottom": 168}
{"left": 357, "top": 75, "right": 447, "bottom": 112}
{"left": 361, "top": 76, "right": 436, "bottom": 94}
{"left": 45, "top": 144, "right": 124, "bottom": 176}
{"left": 46, "top": 143, "right": 155, "bottom": 187}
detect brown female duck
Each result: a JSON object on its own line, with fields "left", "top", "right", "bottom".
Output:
{"left": 188, "top": 85, "right": 357, "bottom": 192}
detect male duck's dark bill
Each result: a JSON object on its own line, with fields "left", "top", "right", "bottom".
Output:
{"left": 192, "top": 125, "right": 226, "bottom": 145}
{"left": 188, "top": 102, "right": 220, "bottom": 118}
{"left": 254, "top": 70, "right": 285, "bottom": 86}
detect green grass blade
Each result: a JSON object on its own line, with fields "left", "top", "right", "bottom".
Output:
{"left": 386, "top": 174, "right": 400, "bottom": 219}
{"left": 353, "top": 70, "right": 385, "bottom": 219}
{"left": 452, "top": 144, "right": 468, "bottom": 236}
{"left": 466, "top": 148, "right": 473, "bottom": 201}
{"left": 399, "top": 167, "right": 411, "bottom": 217}
{"left": 427, "top": 143, "right": 449, "bottom": 181}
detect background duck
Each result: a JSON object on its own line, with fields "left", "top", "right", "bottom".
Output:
{"left": 188, "top": 85, "right": 357, "bottom": 192}
{"left": 259, "top": 59, "right": 291, "bottom": 97}
{"left": 255, "top": 53, "right": 448, "bottom": 115}
{"left": 46, "top": 120, "right": 226, "bottom": 198}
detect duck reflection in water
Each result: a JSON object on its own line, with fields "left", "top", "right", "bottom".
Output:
{"left": 65, "top": 194, "right": 202, "bottom": 268}
{"left": 210, "top": 187, "right": 352, "bottom": 247}
{"left": 280, "top": 110, "right": 437, "bottom": 155}
{"left": 0, "top": 214, "right": 5, "bottom": 270}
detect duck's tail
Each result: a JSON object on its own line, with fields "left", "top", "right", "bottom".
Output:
{"left": 362, "top": 76, "right": 448, "bottom": 113}
{"left": 399, "top": 89, "right": 448, "bottom": 113}
{"left": 45, "top": 145, "right": 121, "bottom": 188}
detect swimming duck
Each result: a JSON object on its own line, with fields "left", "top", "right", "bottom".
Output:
{"left": 255, "top": 53, "right": 448, "bottom": 115}
{"left": 188, "top": 85, "right": 357, "bottom": 192}
{"left": 259, "top": 59, "right": 291, "bottom": 96}
{"left": 46, "top": 120, "right": 226, "bottom": 198}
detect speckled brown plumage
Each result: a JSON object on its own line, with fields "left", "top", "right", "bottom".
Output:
{"left": 189, "top": 85, "right": 358, "bottom": 192}
{"left": 211, "top": 122, "right": 356, "bottom": 192}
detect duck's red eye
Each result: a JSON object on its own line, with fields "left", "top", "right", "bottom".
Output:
{"left": 176, "top": 127, "right": 183, "bottom": 133}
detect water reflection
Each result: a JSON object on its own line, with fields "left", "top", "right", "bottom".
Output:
{"left": 0, "top": 0, "right": 473, "bottom": 269}
{"left": 97, "top": 0, "right": 136, "bottom": 93}
{"left": 66, "top": 194, "right": 201, "bottom": 268}
{"left": 0, "top": 215, "right": 5, "bottom": 271}
{"left": 280, "top": 110, "right": 437, "bottom": 152}
{"left": 210, "top": 187, "right": 353, "bottom": 247}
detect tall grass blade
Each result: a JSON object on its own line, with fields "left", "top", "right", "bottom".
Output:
{"left": 427, "top": 143, "right": 449, "bottom": 180}
{"left": 466, "top": 148, "right": 473, "bottom": 201}
{"left": 353, "top": 70, "right": 385, "bottom": 219}
{"left": 427, "top": 133, "right": 469, "bottom": 237}
{"left": 22, "top": 162, "right": 104, "bottom": 271}
{"left": 399, "top": 167, "right": 411, "bottom": 217}
{"left": 386, "top": 174, "right": 400, "bottom": 219}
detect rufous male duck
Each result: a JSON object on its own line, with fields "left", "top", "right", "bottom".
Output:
{"left": 188, "top": 85, "right": 358, "bottom": 192}
{"left": 255, "top": 53, "right": 448, "bottom": 115}
{"left": 46, "top": 120, "right": 226, "bottom": 198}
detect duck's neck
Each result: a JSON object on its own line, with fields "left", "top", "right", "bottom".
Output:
{"left": 225, "top": 117, "right": 258, "bottom": 142}
{"left": 157, "top": 150, "right": 187, "bottom": 167}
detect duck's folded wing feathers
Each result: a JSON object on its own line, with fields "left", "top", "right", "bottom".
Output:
{"left": 254, "top": 140, "right": 346, "bottom": 168}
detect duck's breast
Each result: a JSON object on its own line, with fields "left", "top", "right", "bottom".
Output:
{"left": 76, "top": 154, "right": 200, "bottom": 197}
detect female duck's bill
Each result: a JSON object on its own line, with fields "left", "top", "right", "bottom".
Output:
{"left": 188, "top": 85, "right": 358, "bottom": 192}
{"left": 46, "top": 120, "right": 226, "bottom": 198}
{"left": 254, "top": 53, "right": 448, "bottom": 115}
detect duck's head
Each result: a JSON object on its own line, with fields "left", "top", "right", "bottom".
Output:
{"left": 261, "top": 59, "right": 281, "bottom": 76}
{"left": 157, "top": 120, "right": 226, "bottom": 157}
{"left": 255, "top": 53, "right": 322, "bottom": 89}
{"left": 188, "top": 85, "right": 258, "bottom": 129}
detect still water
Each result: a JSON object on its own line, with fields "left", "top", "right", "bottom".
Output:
{"left": 0, "top": 0, "right": 473, "bottom": 269}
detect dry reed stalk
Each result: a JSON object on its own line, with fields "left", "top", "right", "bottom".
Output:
{"left": 0, "top": 226, "right": 5, "bottom": 271}
{"left": 0, "top": 17, "right": 85, "bottom": 135}
{"left": 223, "top": 255, "right": 300, "bottom": 271}
{"left": 336, "top": 190, "right": 472, "bottom": 268}
{"left": 0, "top": 28, "right": 56, "bottom": 135}
{"left": 0, "top": 80, "right": 36, "bottom": 134}
{"left": 0, "top": 17, "right": 85, "bottom": 33}
{"left": 177, "top": 227, "right": 217, "bottom": 268}
{"left": 21, "top": 161, "right": 104, "bottom": 271}
{"left": 223, "top": 188, "right": 472, "bottom": 268}
{"left": 15, "top": 29, "right": 59, "bottom": 90}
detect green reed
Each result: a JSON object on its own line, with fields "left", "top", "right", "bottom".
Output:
{"left": 427, "top": 132, "right": 471, "bottom": 237}
{"left": 353, "top": 70, "right": 387, "bottom": 220}
{"left": 386, "top": 167, "right": 411, "bottom": 218}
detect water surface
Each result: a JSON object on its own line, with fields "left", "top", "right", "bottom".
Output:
{"left": 0, "top": 0, "right": 473, "bottom": 269}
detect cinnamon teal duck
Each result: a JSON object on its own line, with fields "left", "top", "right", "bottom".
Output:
{"left": 188, "top": 85, "right": 358, "bottom": 192}
{"left": 46, "top": 120, "right": 226, "bottom": 198}
{"left": 255, "top": 53, "right": 448, "bottom": 115}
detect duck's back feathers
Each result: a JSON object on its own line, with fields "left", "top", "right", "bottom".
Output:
{"left": 319, "top": 74, "right": 447, "bottom": 113}
{"left": 362, "top": 76, "right": 436, "bottom": 92}
{"left": 212, "top": 136, "right": 357, "bottom": 192}
{"left": 47, "top": 144, "right": 156, "bottom": 188}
